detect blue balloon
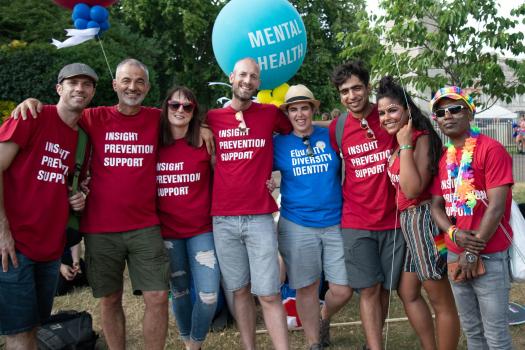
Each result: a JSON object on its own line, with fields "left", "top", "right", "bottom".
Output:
{"left": 72, "top": 3, "right": 91, "bottom": 21}
{"left": 74, "top": 18, "right": 89, "bottom": 30}
{"left": 90, "top": 5, "right": 109, "bottom": 23}
{"left": 212, "top": 0, "right": 307, "bottom": 90}
{"left": 87, "top": 21, "right": 100, "bottom": 29}
{"left": 99, "top": 20, "right": 110, "bottom": 32}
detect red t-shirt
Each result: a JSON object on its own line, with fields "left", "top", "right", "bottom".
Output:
{"left": 79, "top": 106, "right": 160, "bottom": 233}
{"left": 387, "top": 130, "right": 431, "bottom": 211}
{"left": 207, "top": 102, "right": 292, "bottom": 215}
{"left": 0, "top": 106, "right": 77, "bottom": 261}
{"left": 329, "top": 105, "right": 398, "bottom": 230}
{"left": 430, "top": 134, "right": 513, "bottom": 254}
{"left": 157, "top": 141, "right": 212, "bottom": 239}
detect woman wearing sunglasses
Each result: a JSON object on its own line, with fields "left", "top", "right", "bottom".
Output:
{"left": 157, "top": 86, "right": 220, "bottom": 350}
{"left": 377, "top": 76, "right": 460, "bottom": 350}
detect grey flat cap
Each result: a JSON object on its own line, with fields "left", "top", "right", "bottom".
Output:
{"left": 57, "top": 63, "right": 99, "bottom": 84}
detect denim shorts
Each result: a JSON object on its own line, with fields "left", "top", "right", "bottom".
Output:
{"left": 342, "top": 228, "right": 405, "bottom": 290}
{"left": 84, "top": 225, "right": 170, "bottom": 298}
{"left": 278, "top": 216, "right": 348, "bottom": 289}
{"left": 0, "top": 252, "right": 60, "bottom": 335}
{"left": 212, "top": 215, "right": 280, "bottom": 296}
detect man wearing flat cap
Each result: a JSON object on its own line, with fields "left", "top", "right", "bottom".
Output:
{"left": 430, "top": 86, "right": 514, "bottom": 349}
{"left": 0, "top": 63, "right": 96, "bottom": 349}
{"left": 274, "top": 84, "right": 353, "bottom": 349}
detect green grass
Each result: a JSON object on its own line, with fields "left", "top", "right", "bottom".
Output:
{"left": 513, "top": 183, "right": 525, "bottom": 203}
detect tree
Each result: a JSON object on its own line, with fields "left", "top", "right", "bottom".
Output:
{"left": 0, "top": 0, "right": 162, "bottom": 108}
{"left": 290, "top": 0, "right": 367, "bottom": 113}
{"left": 115, "top": 0, "right": 366, "bottom": 112}
{"left": 1, "top": 0, "right": 367, "bottom": 113}
{"left": 113, "top": 0, "right": 225, "bottom": 112}
{"left": 338, "top": 0, "right": 525, "bottom": 109}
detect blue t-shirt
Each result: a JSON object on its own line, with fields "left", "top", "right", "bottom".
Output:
{"left": 273, "top": 126, "right": 342, "bottom": 227}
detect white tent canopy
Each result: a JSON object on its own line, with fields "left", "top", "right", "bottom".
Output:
{"left": 475, "top": 104, "right": 518, "bottom": 119}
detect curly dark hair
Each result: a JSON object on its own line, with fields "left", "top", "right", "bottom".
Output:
{"left": 331, "top": 60, "right": 370, "bottom": 89}
{"left": 159, "top": 86, "right": 201, "bottom": 148}
{"left": 377, "top": 76, "right": 442, "bottom": 175}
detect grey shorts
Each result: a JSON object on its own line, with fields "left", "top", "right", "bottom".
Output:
{"left": 342, "top": 228, "right": 405, "bottom": 290}
{"left": 278, "top": 216, "right": 348, "bottom": 289}
{"left": 212, "top": 214, "right": 280, "bottom": 296}
{"left": 84, "top": 225, "right": 170, "bottom": 298}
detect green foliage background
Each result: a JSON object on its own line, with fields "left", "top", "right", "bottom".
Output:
{"left": 339, "top": 0, "right": 525, "bottom": 108}
{"left": 0, "top": 0, "right": 161, "bottom": 111}
{"left": 2, "top": 0, "right": 523, "bottom": 122}
{"left": 0, "top": 0, "right": 361, "bottom": 120}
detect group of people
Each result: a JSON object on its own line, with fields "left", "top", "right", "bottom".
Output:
{"left": 320, "top": 108, "right": 341, "bottom": 121}
{"left": 513, "top": 115, "right": 525, "bottom": 154}
{"left": 0, "top": 56, "right": 515, "bottom": 350}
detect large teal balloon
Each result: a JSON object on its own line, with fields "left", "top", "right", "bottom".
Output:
{"left": 212, "top": 0, "right": 307, "bottom": 90}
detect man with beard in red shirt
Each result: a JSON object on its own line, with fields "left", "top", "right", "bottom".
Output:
{"left": 206, "top": 58, "right": 292, "bottom": 350}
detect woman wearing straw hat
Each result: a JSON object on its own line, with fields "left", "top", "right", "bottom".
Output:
{"left": 273, "top": 84, "right": 353, "bottom": 350}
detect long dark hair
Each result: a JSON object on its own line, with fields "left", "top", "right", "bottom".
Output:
{"left": 159, "top": 86, "right": 201, "bottom": 148}
{"left": 377, "top": 76, "right": 442, "bottom": 175}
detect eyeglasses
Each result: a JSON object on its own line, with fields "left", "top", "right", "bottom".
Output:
{"left": 168, "top": 100, "right": 195, "bottom": 113}
{"left": 302, "top": 136, "right": 315, "bottom": 157}
{"left": 432, "top": 105, "right": 467, "bottom": 119}
{"left": 235, "top": 111, "right": 248, "bottom": 131}
{"left": 360, "top": 118, "right": 376, "bottom": 140}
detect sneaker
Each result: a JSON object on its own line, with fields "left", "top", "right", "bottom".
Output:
{"left": 309, "top": 343, "right": 323, "bottom": 350}
{"left": 319, "top": 318, "right": 331, "bottom": 347}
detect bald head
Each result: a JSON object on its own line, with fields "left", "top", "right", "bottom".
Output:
{"left": 232, "top": 57, "right": 260, "bottom": 76}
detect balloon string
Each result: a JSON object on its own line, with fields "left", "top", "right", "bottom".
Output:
{"left": 384, "top": 48, "right": 406, "bottom": 350}
{"left": 391, "top": 50, "right": 412, "bottom": 120}
{"left": 97, "top": 36, "right": 114, "bottom": 80}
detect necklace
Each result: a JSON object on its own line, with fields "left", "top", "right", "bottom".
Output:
{"left": 446, "top": 126, "right": 480, "bottom": 215}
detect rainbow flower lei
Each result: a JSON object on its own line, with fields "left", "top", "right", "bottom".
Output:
{"left": 445, "top": 126, "right": 480, "bottom": 215}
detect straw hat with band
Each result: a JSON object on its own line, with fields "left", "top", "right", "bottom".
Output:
{"left": 279, "top": 84, "right": 320, "bottom": 112}
{"left": 430, "top": 86, "right": 476, "bottom": 116}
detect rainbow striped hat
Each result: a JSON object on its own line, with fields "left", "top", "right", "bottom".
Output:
{"left": 430, "top": 86, "right": 476, "bottom": 115}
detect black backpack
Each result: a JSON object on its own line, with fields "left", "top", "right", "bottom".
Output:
{"left": 37, "top": 311, "right": 98, "bottom": 350}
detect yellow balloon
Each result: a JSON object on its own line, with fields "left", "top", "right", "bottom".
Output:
{"left": 272, "top": 83, "right": 290, "bottom": 101}
{"left": 257, "top": 90, "right": 273, "bottom": 104}
{"left": 270, "top": 100, "right": 283, "bottom": 108}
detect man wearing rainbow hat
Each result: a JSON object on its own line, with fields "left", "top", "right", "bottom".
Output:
{"left": 430, "top": 86, "right": 513, "bottom": 349}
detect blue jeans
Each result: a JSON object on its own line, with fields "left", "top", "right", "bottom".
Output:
{"left": 164, "top": 233, "right": 220, "bottom": 342}
{"left": 0, "top": 252, "right": 60, "bottom": 335}
{"left": 448, "top": 250, "right": 512, "bottom": 350}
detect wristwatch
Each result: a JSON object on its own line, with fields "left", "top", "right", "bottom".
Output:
{"left": 465, "top": 251, "right": 478, "bottom": 264}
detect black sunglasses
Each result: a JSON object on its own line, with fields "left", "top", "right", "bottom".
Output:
{"left": 302, "top": 136, "right": 314, "bottom": 157}
{"left": 433, "top": 105, "right": 467, "bottom": 119}
{"left": 168, "top": 100, "right": 195, "bottom": 113}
